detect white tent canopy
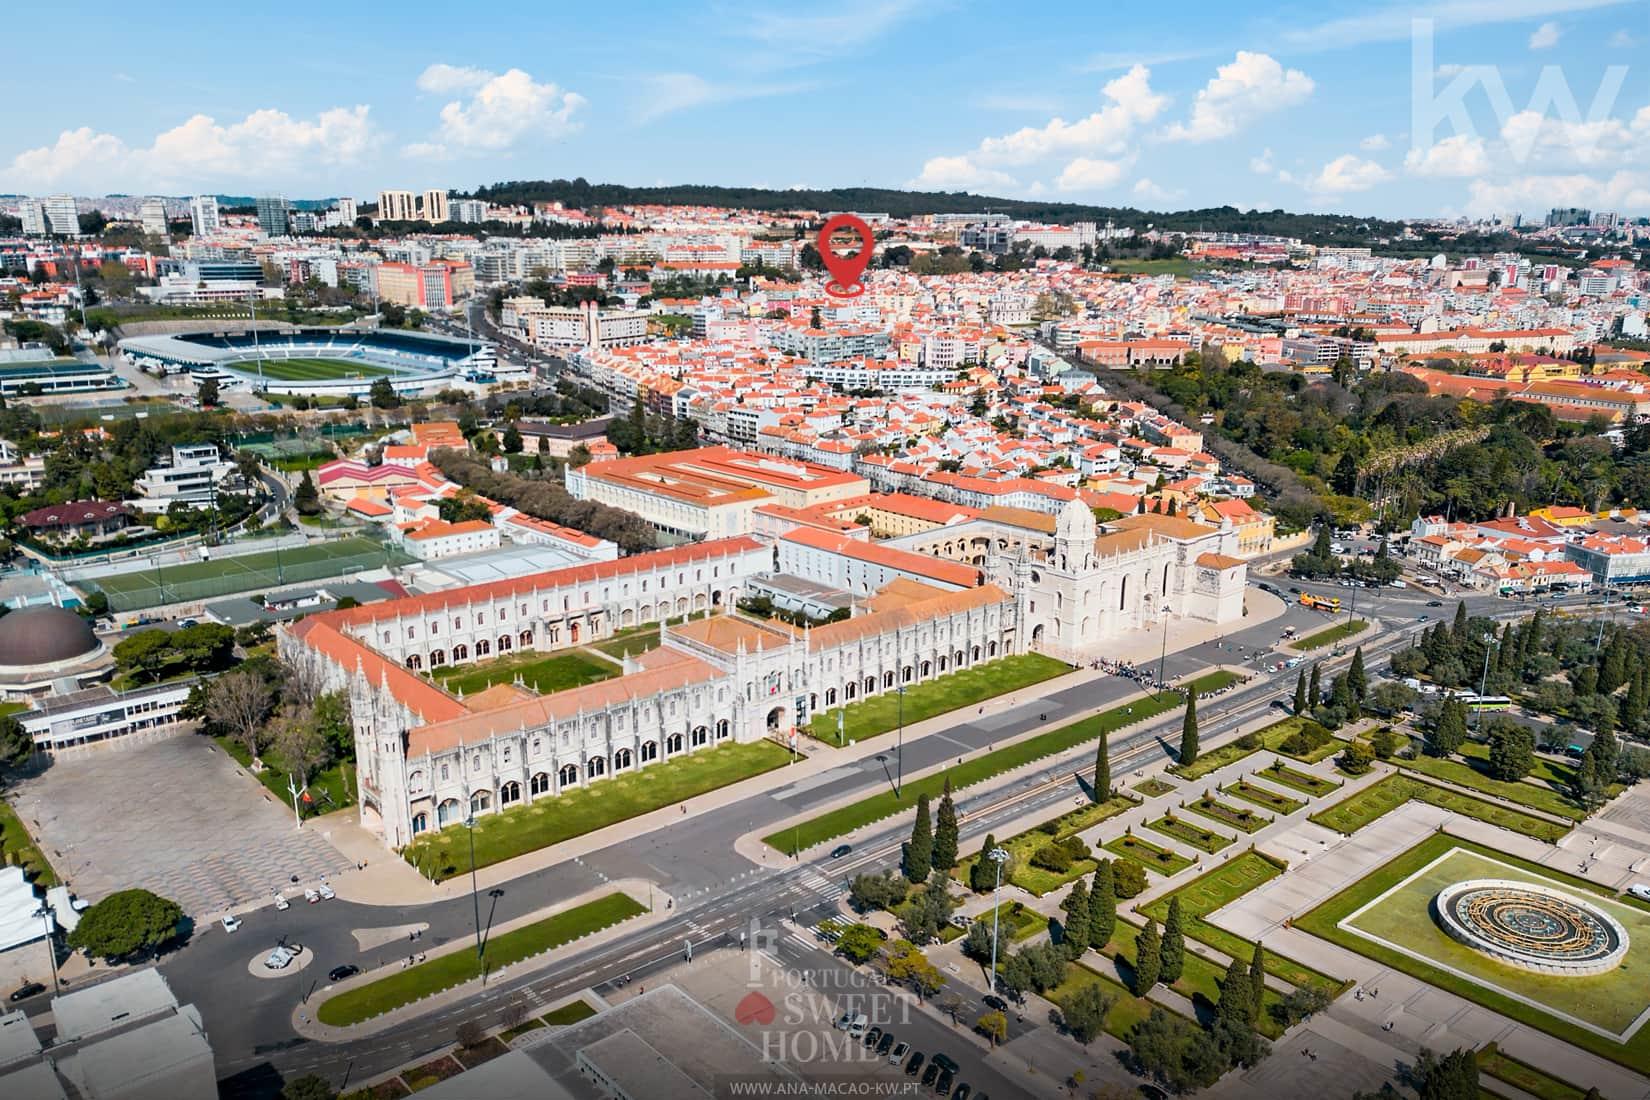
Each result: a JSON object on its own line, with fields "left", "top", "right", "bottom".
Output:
{"left": 0, "top": 867, "right": 51, "bottom": 954}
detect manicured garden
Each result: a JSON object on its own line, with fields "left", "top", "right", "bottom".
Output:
{"left": 1298, "top": 834, "right": 1650, "bottom": 1073}
{"left": 765, "top": 672, "right": 1230, "bottom": 855}
{"left": 1097, "top": 919, "right": 1289, "bottom": 1039}
{"left": 1134, "top": 777, "right": 1176, "bottom": 798}
{"left": 1253, "top": 758, "right": 1339, "bottom": 798}
{"left": 953, "top": 794, "right": 1138, "bottom": 896}
{"left": 1137, "top": 850, "right": 1344, "bottom": 998}
{"left": 1049, "top": 962, "right": 1168, "bottom": 1041}
{"left": 1397, "top": 748, "right": 1587, "bottom": 821}
{"left": 1294, "top": 618, "right": 1368, "bottom": 650}
{"left": 1223, "top": 780, "right": 1304, "bottom": 816}
{"left": 1145, "top": 813, "right": 1233, "bottom": 854}
{"left": 1168, "top": 714, "right": 1339, "bottom": 781}
{"left": 215, "top": 735, "right": 354, "bottom": 819}
{"left": 1103, "top": 832, "right": 1195, "bottom": 876}
{"left": 803, "top": 654, "right": 1071, "bottom": 743}
{"left": 1307, "top": 774, "right": 1569, "bottom": 842}
{"left": 590, "top": 624, "right": 664, "bottom": 660}
{"left": 1183, "top": 794, "right": 1269, "bottom": 834}
{"left": 316, "top": 892, "right": 646, "bottom": 1025}
{"left": 410, "top": 740, "right": 794, "bottom": 878}
{"left": 437, "top": 650, "right": 621, "bottom": 697}
{"left": 1475, "top": 1043, "right": 1588, "bottom": 1100}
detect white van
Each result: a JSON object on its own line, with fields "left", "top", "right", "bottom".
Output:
{"left": 845, "top": 1013, "right": 869, "bottom": 1038}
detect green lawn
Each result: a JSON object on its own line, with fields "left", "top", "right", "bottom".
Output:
{"left": 1103, "top": 833, "right": 1195, "bottom": 876}
{"left": 1298, "top": 834, "right": 1650, "bottom": 1072}
{"left": 410, "top": 741, "right": 794, "bottom": 879}
{"left": 316, "top": 893, "right": 645, "bottom": 1025}
{"left": 87, "top": 536, "right": 412, "bottom": 610}
{"left": 1398, "top": 749, "right": 1587, "bottom": 821}
{"left": 1134, "top": 777, "right": 1177, "bottom": 798}
{"left": 1456, "top": 740, "right": 1586, "bottom": 790}
{"left": 1223, "top": 780, "right": 1305, "bottom": 816}
{"left": 976, "top": 901, "right": 1048, "bottom": 942}
{"left": 1294, "top": 619, "right": 1369, "bottom": 650}
{"left": 437, "top": 650, "right": 620, "bottom": 697}
{"left": 1183, "top": 794, "right": 1269, "bottom": 833}
{"left": 766, "top": 673, "right": 1229, "bottom": 855}
{"left": 233, "top": 357, "right": 396, "bottom": 382}
{"left": 1475, "top": 1044, "right": 1588, "bottom": 1100}
{"left": 1138, "top": 851, "right": 1343, "bottom": 997}
{"left": 804, "top": 654, "right": 1071, "bottom": 743}
{"left": 216, "top": 735, "right": 353, "bottom": 819}
{"left": 1049, "top": 962, "right": 1171, "bottom": 1041}
{"left": 1167, "top": 714, "right": 1337, "bottom": 781}
{"left": 1097, "top": 920, "right": 1289, "bottom": 1039}
{"left": 1144, "top": 814, "right": 1233, "bottom": 854}
{"left": 1253, "top": 758, "right": 1340, "bottom": 798}
{"left": 1308, "top": 774, "right": 1570, "bottom": 842}
{"left": 540, "top": 1000, "right": 598, "bottom": 1026}
{"left": 954, "top": 794, "right": 1138, "bottom": 896}
{"left": 0, "top": 798, "right": 57, "bottom": 887}
{"left": 590, "top": 625, "right": 665, "bottom": 660}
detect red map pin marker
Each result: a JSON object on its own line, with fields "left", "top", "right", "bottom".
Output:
{"left": 818, "top": 214, "right": 873, "bottom": 298}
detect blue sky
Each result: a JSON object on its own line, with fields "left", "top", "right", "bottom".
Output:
{"left": 5, "top": 0, "right": 1648, "bottom": 218}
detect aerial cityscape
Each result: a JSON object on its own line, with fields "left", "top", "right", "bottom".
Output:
{"left": 4, "top": 3, "right": 1650, "bottom": 1099}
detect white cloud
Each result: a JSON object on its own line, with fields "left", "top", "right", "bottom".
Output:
{"left": 4, "top": 107, "right": 379, "bottom": 192}
{"left": 973, "top": 65, "right": 1166, "bottom": 165}
{"left": 972, "top": 91, "right": 1061, "bottom": 112}
{"left": 1133, "top": 178, "right": 1184, "bottom": 202}
{"left": 734, "top": 0, "right": 924, "bottom": 65}
{"left": 1528, "top": 20, "right": 1562, "bottom": 48}
{"left": 1360, "top": 133, "right": 1391, "bottom": 151}
{"left": 907, "top": 155, "right": 1017, "bottom": 191}
{"left": 1308, "top": 154, "right": 1392, "bottom": 193}
{"left": 1056, "top": 157, "right": 1130, "bottom": 192}
{"left": 1282, "top": 0, "right": 1628, "bottom": 52}
{"left": 1465, "top": 169, "right": 1650, "bottom": 215}
{"left": 634, "top": 73, "right": 812, "bottom": 124}
{"left": 416, "top": 63, "right": 492, "bottom": 94}
{"left": 1499, "top": 107, "right": 1650, "bottom": 166}
{"left": 1161, "top": 52, "right": 1313, "bottom": 142}
{"left": 1404, "top": 133, "right": 1492, "bottom": 176}
{"left": 411, "top": 66, "right": 585, "bottom": 156}
{"left": 1249, "top": 148, "right": 1275, "bottom": 174}
{"left": 1610, "top": 28, "right": 1636, "bottom": 46}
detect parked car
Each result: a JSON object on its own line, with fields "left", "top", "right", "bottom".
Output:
{"left": 922, "top": 1063, "right": 941, "bottom": 1088}
{"left": 890, "top": 1041, "right": 910, "bottom": 1064}
{"left": 863, "top": 1026, "right": 882, "bottom": 1049}
{"left": 274, "top": 894, "right": 290, "bottom": 911}
{"left": 876, "top": 1032, "right": 896, "bottom": 1057}
{"left": 221, "top": 914, "right": 241, "bottom": 933}
{"left": 304, "top": 889, "right": 320, "bottom": 904}
{"left": 983, "top": 994, "right": 1008, "bottom": 1012}
{"left": 328, "top": 964, "right": 360, "bottom": 982}
{"left": 906, "top": 1052, "right": 925, "bottom": 1076}
{"left": 9, "top": 981, "right": 45, "bottom": 1003}
{"left": 936, "top": 1068, "right": 955, "bottom": 1094}
{"left": 317, "top": 883, "right": 336, "bottom": 900}
{"left": 263, "top": 946, "right": 296, "bottom": 971}
{"left": 1628, "top": 884, "right": 1650, "bottom": 902}
{"left": 846, "top": 1014, "right": 869, "bottom": 1039}
{"left": 830, "top": 844, "right": 852, "bottom": 859}
{"left": 951, "top": 1085, "right": 972, "bottom": 1100}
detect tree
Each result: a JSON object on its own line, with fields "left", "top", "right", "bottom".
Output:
{"left": 975, "top": 1010, "right": 1008, "bottom": 1046}
{"left": 66, "top": 888, "right": 183, "bottom": 961}
{"left": 1429, "top": 695, "right": 1468, "bottom": 757}
{"left": 1309, "top": 662, "right": 1321, "bottom": 705}
{"left": 294, "top": 469, "right": 322, "bottom": 515}
{"left": 502, "top": 424, "right": 524, "bottom": 453}
{"left": 280, "top": 1075, "right": 338, "bottom": 1100}
{"left": 849, "top": 870, "right": 909, "bottom": 912}
{"left": 1486, "top": 723, "right": 1535, "bottom": 781}
{"left": 206, "top": 667, "right": 275, "bottom": 758}
{"left": 1294, "top": 670, "right": 1307, "bottom": 714}
{"left": 1331, "top": 451, "right": 1358, "bottom": 495}
{"left": 437, "top": 492, "right": 492, "bottom": 524}
{"left": 1592, "top": 720, "right": 1621, "bottom": 782}
{"left": 1572, "top": 744, "right": 1609, "bottom": 809}
{"left": 1248, "top": 940, "right": 1267, "bottom": 1026}
{"left": 1217, "top": 957, "right": 1252, "bottom": 1029}
{"left": 197, "top": 377, "right": 220, "bottom": 408}
{"left": 0, "top": 712, "right": 31, "bottom": 769}
{"left": 1133, "top": 920, "right": 1162, "bottom": 994}
{"left": 1338, "top": 740, "right": 1376, "bottom": 775}
{"left": 1060, "top": 982, "right": 1114, "bottom": 1044}
{"left": 271, "top": 707, "right": 330, "bottom": 787}
{"left": 835, "top": 923, "right": 883, "bottom": 963}
{"left": 968, "top": 834, "right": 998, "bottom": 892}
{"left": 1089, "top": 861, "right": 1116, "bottom": 948}
{"left": 1126, "top": 1008, "right": 1227, "bottom": 1094}
{"left": 904, "top": 793, "right": 933, "bottom": 883}
{"left": 887, "top": 939, "right": 945, "bottom": 999}
{"left": 1060, "top": 879, "right": 1090, "bottom": 956}
{"left": 962, "top": 919, "right": 999, "bottom": 963}
{"left": 1114, "top": 858, "right": 1148, "bottom": 899}
{"left": 1094, "top": 730, "right": 1111, "bottom": 799}
{"left": 113, "top": 629, "right": 176, "bottom": 680}
{"left": 1178, "top": 693, "right": 1199, "bottom": 766}
{"left": 1349, "top": 646, "right": 1367, "bottom": 701}
{"left": 369, "top": 377, "right": 398, "bottom": 408}
{"left": 1372, "top": 726, "right": 1406, "bottom": 759}
{"left": 1159, "top": 897, "right": 1186, "bottom": 983}
{"left": 932, "top": 778, "right": 958, "bottom": 872}
{"left": 895, "top": 870, "right": 955, "bottom": 944}
{"left": 1413, "top": 1047, "right": 1479, "bottom": 1100}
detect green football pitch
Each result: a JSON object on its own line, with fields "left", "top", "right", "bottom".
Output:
{"left": 86, "top": 537, "right": 412, "bottom": 610}
{"left": 224, "top": 357, "right": 396, "bottom": 381}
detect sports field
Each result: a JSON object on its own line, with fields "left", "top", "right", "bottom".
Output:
{"left": 224, "top": 356, "right": 396, "bottom": 382}
{"left": 85, "top": 536, "right": 412, "bottom": 610}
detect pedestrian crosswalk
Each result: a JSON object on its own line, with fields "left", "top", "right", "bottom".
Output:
{"left": 797, "top": 868, "right": 846, "bottom": 901}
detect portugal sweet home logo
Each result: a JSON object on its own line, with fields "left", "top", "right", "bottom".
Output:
{"left": 735, "top": 990, "right": 777, "bottom": 1027}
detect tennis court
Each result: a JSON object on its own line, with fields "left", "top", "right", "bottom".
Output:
{"left": 84, "top": 536, "right": 413, "bottom": 610}
{"left": 225, "top": 357, "right": 396, "bottom": 382}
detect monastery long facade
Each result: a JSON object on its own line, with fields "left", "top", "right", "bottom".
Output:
{"left": 279, "top": 537, "right": 1017, "bottom": 849}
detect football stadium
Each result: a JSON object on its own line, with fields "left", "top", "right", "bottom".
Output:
{"left": 117, "top": 327, "right": 499, "bottom": 398}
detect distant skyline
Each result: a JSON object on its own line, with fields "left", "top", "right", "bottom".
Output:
{"left": 3, "top": 0, "right": 1648, "bottom": 219}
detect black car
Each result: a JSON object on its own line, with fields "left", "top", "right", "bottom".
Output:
{"left": 982, "top": 994, "right": 1008, "bottom": 1012}
{"left": 876, "top": 1031, "right": 896, "bottom": 1056}
{"left": 936, "top": 1069, "right": 955, "bottom": 1094}
{"left": 327, "top": 964, "right": 359, "bottom": 982}
{"left": 905, "top": 1052, "right": 925, "bottom": 1076}
{"left": 863, "top": 1026, "right": 882, "bottom": 1049}
{"left": 952, "top": 1085, "right": 972, "bottom": 1100}
{"left": 830, "top": 844, "right": 853, "bottom": 859}
{"left": 922, "top": 1063, "right": 941, "bottom": 1087}
{"left": 9, "top": 981, "right": 45, "bottom": 1002}
{"left": 1427, "top": 599, "right": 1443, "bottom": 607}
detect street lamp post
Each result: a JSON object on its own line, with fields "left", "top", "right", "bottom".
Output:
{"left": 1155, "top": 603, "right": 1173, "bottom": 697}
{"left": 895, "top": 682, "right": 907, "bottom": 798}
{"left": 987, "top": 847, "right": 1009, "bottom": 997}
{"left": 32, "top": 906, "right": 59, "bottom": 994}
{"left": 464, "top": 815, "right": 483, "bottom": 960}
{"left": 1477, "top": 631, "right": 1497, "bottom": 734}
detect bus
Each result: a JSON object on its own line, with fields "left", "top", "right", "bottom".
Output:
{"left": 1300, "top": 593, "right": 1341, "bottom": 613}
{"left": 1454, "top": 693, "right": 1513, "bottom": 712}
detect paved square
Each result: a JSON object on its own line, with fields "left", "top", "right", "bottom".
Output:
{"left": 10, "top": 734, "right": 351, "bottom": 919}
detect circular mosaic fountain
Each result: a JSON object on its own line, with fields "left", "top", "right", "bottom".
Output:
{"left": 1433, "top": 879, "right": 1628, "bottom": 976}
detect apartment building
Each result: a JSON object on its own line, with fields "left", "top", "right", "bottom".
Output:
{"left": 378, "top": 190, "right": 418, "bottom": 222}
{"left": 131, "top": 443, "right": 236, "bottom": 513}
{"left": 421, "top": 189, "right": 449, "bottom": 223}
{"left": 376, "top": 261, "right": 475, "bottom": 310}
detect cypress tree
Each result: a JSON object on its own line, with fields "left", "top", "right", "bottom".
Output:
{"left": 1159, "top": 897, "right": 1186, "bottom": 983}
{"left": 1089, "top": 861, "right": 1116, "bottom": 949}
{"left": 1451, "top": 600, "right": 1469, "bottom": 646}
{"left": 1094, "top": 732, "right": 1110, "bottom": 801}
{"left": 1308, "top": 662, "right": 1321, "bottom": 706}
{"left": 1217, "top": 957, "right": 1251, "bottom": 1029}
{"left": 970, "top": 834, "right": 996, "bottom": 892}
{"left": 1348, "top": 646, "right": 1367, "bottom": 701}
{"left": 1592, "top": 718, "right": 1620, "bottom": 781}
{"left": 1133, "top": 920, "right": 1162, "bottom": 995}
{"left": 1430, "top": 695, "right": 1468, "bottom": 757}
{"left": 1248, "top": 940, "right": 1267, "bottom": 1024}
{"left": 932, "top": 779, "right": 959, "bottom": 872}
{"left": 1179, "top": 693, "right": 1199, "bottom": 766}
{"left": 1294, "top": 669, "right": 1307, "bottom": 714}
{"left": 904, "top": 794, "right": 932, "bottom": 883}
{"left": 1061, "top": 879, "right": 1091, "bottom": 956}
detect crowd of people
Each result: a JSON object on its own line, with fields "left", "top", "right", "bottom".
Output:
{"left": 1089, "top": 657, "right": 1254, "bottom": 700}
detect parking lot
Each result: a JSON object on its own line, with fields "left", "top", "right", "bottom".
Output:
{"left": 10, "top": 733, "right": 353, "bottom": 919}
